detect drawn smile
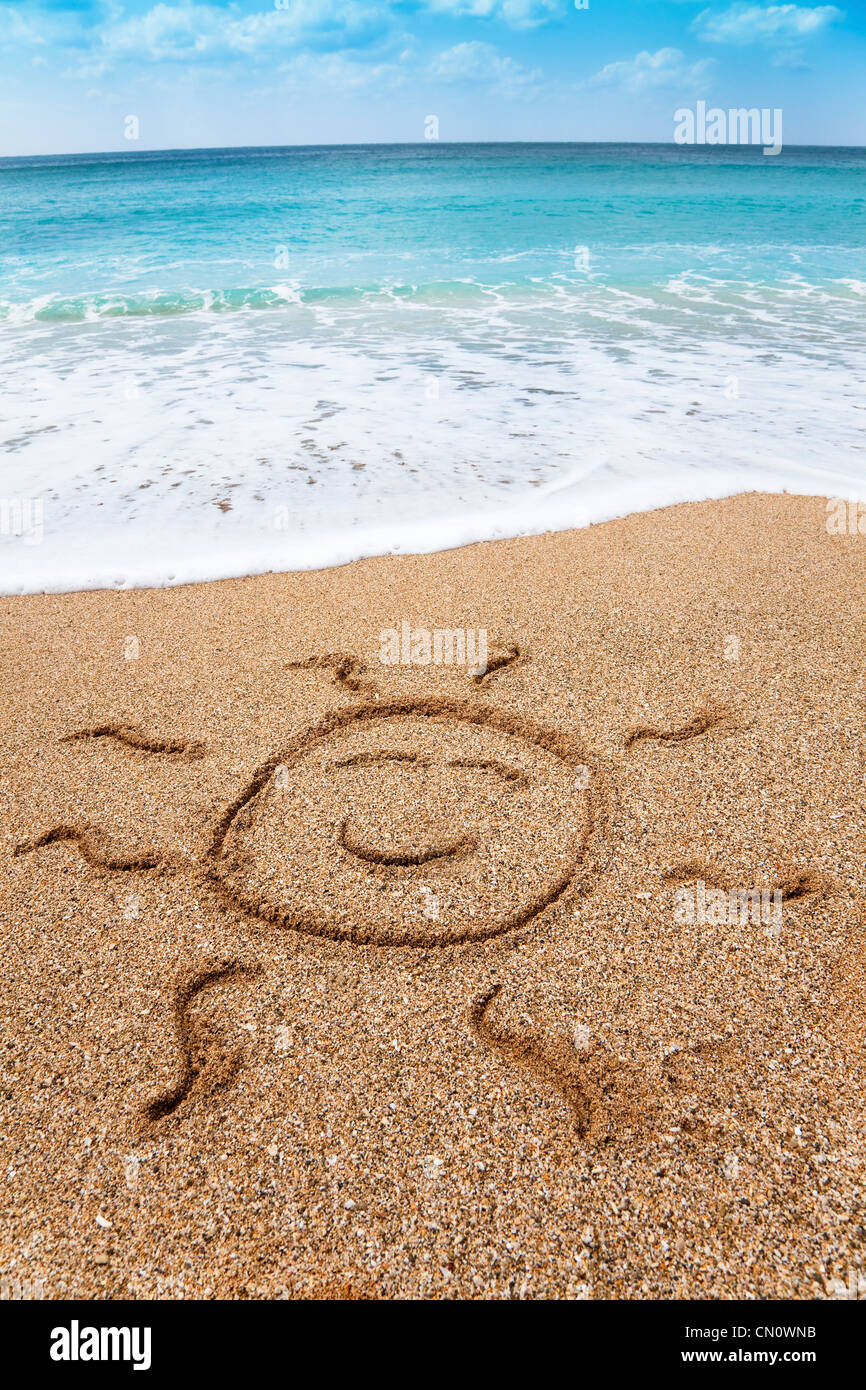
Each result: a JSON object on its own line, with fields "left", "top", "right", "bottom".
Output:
{"left": 337, "top": 815, "right": 479, "bottom": 866}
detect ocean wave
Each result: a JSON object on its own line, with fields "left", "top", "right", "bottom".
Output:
{"left": 3, "top": 272, "right": 865, "bottom": 326}
{"left": 0, "top": 277, "right": 585, "bottom": 324}
{"left": 0, "top": 284, "right": 307, "bottom": 324}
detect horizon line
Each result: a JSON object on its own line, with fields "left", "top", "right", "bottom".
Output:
{"left": 3, "top": 137, "right": 866, "bottom": 162}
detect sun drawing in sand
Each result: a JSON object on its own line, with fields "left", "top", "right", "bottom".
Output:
{"left": 13, "top": 644, "right": 826, "bottom": 1138}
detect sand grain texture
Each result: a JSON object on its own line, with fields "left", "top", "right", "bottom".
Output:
{"left": 1, "top": 493, "right": 864, "bottom": 1300}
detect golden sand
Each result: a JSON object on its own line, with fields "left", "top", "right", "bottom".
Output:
{"left": 1, "top": 492, "right": 864, "bottom": 1300}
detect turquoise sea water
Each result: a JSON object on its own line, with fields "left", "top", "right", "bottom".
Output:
{"left": 3, "top": 142, "right": 865, "bottom": 319}
{"left": 1, "top": 143, "right": 864, "bottom": 590}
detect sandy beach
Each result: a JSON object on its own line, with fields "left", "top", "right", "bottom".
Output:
{"left": 1, "top": 490, "right": 864, "bottom": 1301}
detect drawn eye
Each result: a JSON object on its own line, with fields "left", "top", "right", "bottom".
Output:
{"left": 446, "top": 758, "right": 529, "bottom": 787}
{"left": 331, "top": 751, "right": 528, "bottom": 787}
{"left": 332, "top": 751, "right": 422, "bottom": 769}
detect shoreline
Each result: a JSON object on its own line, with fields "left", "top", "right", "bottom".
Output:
{"left": 5, "top": 481, "right": 866, "bottom": 597}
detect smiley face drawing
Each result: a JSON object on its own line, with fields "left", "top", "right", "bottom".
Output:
{"left": 11, "top": 635, "right": 840, "bottom": 1158}
{"left": 205, "top": 697, "right": 608, "bottom": 948}
{"left": 20, "top": 658, "right": 777, "bottom": 1138}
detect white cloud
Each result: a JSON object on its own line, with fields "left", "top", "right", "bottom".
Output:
{"left": 691, "top": 3, "right": 844, "bottom": 45}
{"left": 6, "top": 0, "right": 567, "bottom": 77}
{"left": 58, "top": 1, "right": 390, "bottom": 70}
{"left": 586, "top": 47, "right": 714, "bottom": 94}
{"left": 423, "top": 0, "right": 564, "bottom": 29}
{"left": 431, "top": 40, "right": 542, "bottom": 93}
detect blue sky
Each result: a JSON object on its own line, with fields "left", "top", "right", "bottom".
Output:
{"left": 1, "top": 1, "right": 863, "bottom": 154}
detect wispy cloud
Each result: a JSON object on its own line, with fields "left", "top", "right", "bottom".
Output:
{"left": 103, "top": 2, "right": 388, "bottom": 60}
{"left": 691, "top": 3, "right": 844, "bottom": 46}
{"left": 50, "top": 0, "right": 396, "bottom": 77}
{"left": 422, "top": 0, "right": 564, "bottom": 29}
{"left": 431, "top": 39, "right": 542, "bottom": 94}
{"left": 586, "top": 46, "right": 714, "bottom": 94}
{"left": 5, "top": 0, "right": 569, "bottom": 71}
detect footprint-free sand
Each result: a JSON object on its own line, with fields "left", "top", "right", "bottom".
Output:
{"left": 1, "top": 492, "right": 864, "bottom": 1300}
